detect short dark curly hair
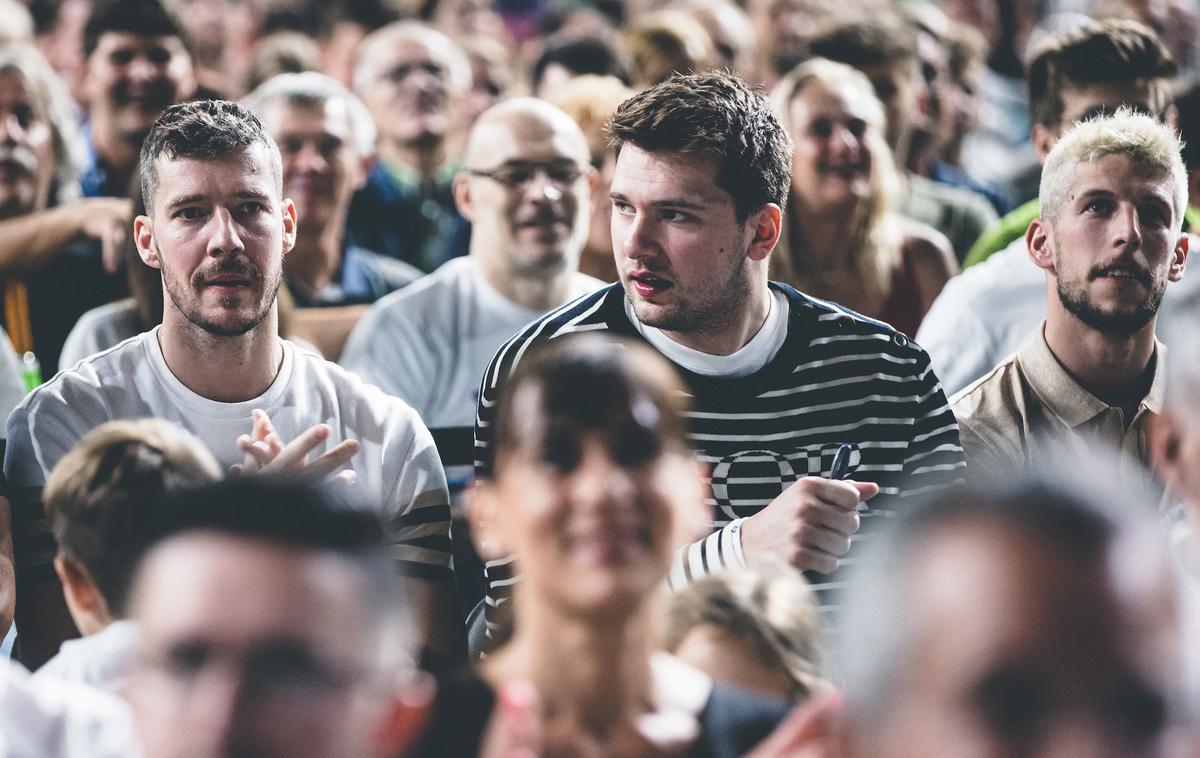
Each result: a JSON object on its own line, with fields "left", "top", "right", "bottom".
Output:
{"left": 607, "top": 71, "right": 792, "bottom": 222}
{"left": 139, "top": 99, "right": 282, "bottom": 211}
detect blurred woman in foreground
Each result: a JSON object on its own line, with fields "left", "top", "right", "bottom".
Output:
{"left": 416, "top": 335, "right": 788, "bottom": 757}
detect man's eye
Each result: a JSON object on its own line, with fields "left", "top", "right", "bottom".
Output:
{"left": 175, "top": 207, "right": 202, "bottom": 220}
{"left": 146, "top": 47, "right": 171, "bottom": 65}
{"left": 612, "top": 201, "right": 633, "bottom": 215}
{"left": 1084, "top": 199, "right": 1114, "bottom": 215}
{"left": 239, "top": 202, "right": 264, "bottom": 215}
{"left": 111, "top": 49, "right": 135, "bottom": 65}
{"left": 662, "top": 210, "right": 690, "bottom": 222}
{"left": 1138, "top": 205, "right": 1169, "bottom": 227}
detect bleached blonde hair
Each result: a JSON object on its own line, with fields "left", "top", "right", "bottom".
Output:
{"left": 769, "top": 57, "right": 902, "bottom": 297}
{"left": 1040, "top": 108, "right": 1187, "bottom": 230}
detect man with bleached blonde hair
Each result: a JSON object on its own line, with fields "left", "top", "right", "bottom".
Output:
{"left": 952, "top": 109, "right": 1189, "bottom": 485}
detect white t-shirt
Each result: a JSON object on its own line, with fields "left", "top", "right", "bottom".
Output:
{"left": 0, "top": 658, "right": 137, "bottom": 758}
{"left": 341, "top": 256, "right": 603, "bottom": 430}
{"left": 5, "top": 328, "right": 452, "bottom": 578}
{"left": 628, "top": 289, "right": 789, "bottom": 378}
{"left": 32, "top": 621, "right": 136, "bottom": 695}
{"left": 58, "top": 299, "right": 142, "bottom": 372}
{"left": 916, "top": 234, "right": 1200, "bottom": 395}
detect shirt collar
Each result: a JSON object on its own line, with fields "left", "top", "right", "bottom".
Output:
{"left": 1017, "top": 324, "right": 1166, "bottom": 428}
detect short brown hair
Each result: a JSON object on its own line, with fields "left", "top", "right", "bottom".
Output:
{"left": 45, "top": 419, "right": 220, "bottom": 616}
{"left": 607, "top": 71, "right": 792, "bottom": 222}
{"left": 1027, "top": 19, "right": 1176, "bottom": 129}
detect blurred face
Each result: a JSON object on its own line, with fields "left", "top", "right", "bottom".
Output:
{"left": 358, "top": 34, "right": 460, "bottom": 146}
{"left": 0, "top": 71, "right": 55, "bottom": 218}
{"left": 1035, "top": 80, "right": 1165, "bottom": 162}
{"left": 672, "top": 624, "right": 799, "bottom": 702}
{"left": 752, "top": 0, "right": 827, "bottom": 77}
{"left": 857, "top": 58, "right": 920, "bottom": 159}
{"left": 857, "top": 523, "right": 1176, "bottom": 758}
{"left": 84, "top": 31, "right": 195, "bottom": 142}
{"left": 261, "top": 99, "right": 366, "bottom": 234}
{"left": 459, "top": 112, "right": 592, "bottom": 277}
{"left": 1041, "top": 155, "right": 1185, "bottom": 335}
{"left": 611, "top": 146, "right": 756, "bottom": 338}
{"left": 789, "top": 79, "right": 875, "bottom": 209}
{"left": 130, "top": 534, "right": 402, "bottom": 758}
{"left": 135, "top": 144, "right": 296, "bottom": 337}
{"left": 489, "top": 387, "right": 703, "bottom": 619}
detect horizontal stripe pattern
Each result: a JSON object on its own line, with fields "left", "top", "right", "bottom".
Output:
{"left": 475, "top": 283, "right": 964, "bottom": 623}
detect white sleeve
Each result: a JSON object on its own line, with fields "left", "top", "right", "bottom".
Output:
{"left": 379, "top": 403, "right": 453, "bottom": 581}
{"left": 915, "top": 285, "right": 1000, "bottom": 396}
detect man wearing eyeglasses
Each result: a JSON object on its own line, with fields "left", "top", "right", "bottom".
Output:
{"left": 342, "top": 97, "right": 602, "bottom": 474}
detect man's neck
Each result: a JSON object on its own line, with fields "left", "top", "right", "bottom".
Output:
{"left": 661, "top": 278, "right": 772, "bottom": 356}
{"left": 90, "top": 120, "right": 139, "bottom": 187}
{"left": 286, "top": 225, "right": 343, "bottom": 294}
{"left": 378, "top": 135, "right": 445, "bottom": 185}
{"left": 486, "top": 597, "right": 657, "bottom": 737}
{"left": 477, "top": 252, "right": 574, "bottom": 311}
{"left": 1043, "top": 307, "right": 1157, "bottom": 408}
{"left": 157, "top": 310, "right": 284, "bottom": 402}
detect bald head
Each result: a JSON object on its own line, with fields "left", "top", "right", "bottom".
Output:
{"left": 455, "top": 97, "right": 595, "bottom": 284}
{"left": 464, "top": 98, "right": 590, "bottom": 168}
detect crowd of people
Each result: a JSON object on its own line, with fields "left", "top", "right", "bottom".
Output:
{"left": 1, "top": 0, "right": 1200, "bottom": 755}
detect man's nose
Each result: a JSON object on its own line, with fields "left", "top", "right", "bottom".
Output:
{"left": 207, "top": 207, "right": 246, "bottom": 256}
{"left": 525, "top": 169, "right": 564, "bottom": 203}
{"left": 1114, "top": 204, "right": 1143, "bottom": 251}
{"left": 293, "top": 141, "right": 327, "bottom": 175}
{"left": 618, "top": 210, "right": 656, "bottom": 261}
{"left": 0, "top": 112, "right": 22, "bottom": 146}
{"left": 127, "top": 54, "right": 160, "bottom": 82}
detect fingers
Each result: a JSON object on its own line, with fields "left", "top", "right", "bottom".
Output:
{"left": 851, "top": 480, "right": 880, "bottom": 500}
{"left": 479, "top": 681, "right": 541, "bottom": 758}
{"left": 301, "top": 439, "right": 361, "bottom": 480}
{"left": 265, "top": 424, "right": 332, "bottom": 471}
{"left": 786, "top": 477, "right": 863, "bottom": 511}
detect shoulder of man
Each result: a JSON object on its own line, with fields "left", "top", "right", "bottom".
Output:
{"left": 949, "top": 353, "right": 1028, "bottom": 481}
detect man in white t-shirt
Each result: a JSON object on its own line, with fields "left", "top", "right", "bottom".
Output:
{"left": 341, "top": 98, "right": 602, "bottom": 476}
{"left": 3, "top": 100, "right": 463, "bottom": 667}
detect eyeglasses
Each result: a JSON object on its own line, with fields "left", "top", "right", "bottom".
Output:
{"left": 465, "top": 161, "right": 586, "bottom": 188}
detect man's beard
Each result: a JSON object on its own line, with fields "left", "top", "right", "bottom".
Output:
{"left": 160, "top": 244, "right": 279, "bottom": 337}
{"left": 1056, "top": 260, "right": 1166, "bottom": 336}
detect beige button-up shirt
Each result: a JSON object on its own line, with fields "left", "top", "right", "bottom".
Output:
{"left": 950, "top": 324, "right": 1164, "bottom": 487}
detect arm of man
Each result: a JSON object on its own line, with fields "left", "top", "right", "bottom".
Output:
{"left": 668, "top": 477, "right": 878, "bottom": 586}
{"left": 3, "top": 388, "right": 107, "bottom": 667}
{"left": 384, "top": 411, "right": 464, "bottom": 668}
{"left": 899, "top": 354, "right": 967, "bottom": 498}
{"left": 0, "top": 199, "right": 132, "bottom": 275}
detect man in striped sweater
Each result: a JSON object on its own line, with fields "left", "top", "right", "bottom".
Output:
{"left": 473, "top": 71, "right": 965, "bottom": 626}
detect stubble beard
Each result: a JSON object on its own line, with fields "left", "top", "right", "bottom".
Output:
{"left": 159, "top": 242, "right": 280, "bottom": 338}
{"left": 631, "top": 256, "right": 753, "bottom": 336}
{"left": 1055, "top": 253, "right": 1166, "bottom": 336}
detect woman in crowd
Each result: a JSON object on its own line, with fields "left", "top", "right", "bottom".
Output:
{"left": 770, "top": 58, "right": 956, "bottom": 337}
{"left": 418, "top": 334, "right": 787, "bottom": 757}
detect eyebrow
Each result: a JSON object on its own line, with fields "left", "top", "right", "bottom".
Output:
{"left": 165, "top": 190, "right": 271, "bottom": 210}
{"left": 609, "top": 192, "right": 708, "bottom": 210}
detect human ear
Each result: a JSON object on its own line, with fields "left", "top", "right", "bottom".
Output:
{"left": 452, "top": 174, "right": 474, "bottom": 221}
{"left": 281, "top": 198, "right": 298, "bottom": 256}
{"left": 748, "top": 203, "right": 783, "bottom": 262}
{"left": 134, "top": 215, "right": 160, "bottom": 269}
{"left": 1169, "top": 232, "right": 1189, "bottom": 282}
{"left": 54, "top": 555, "right": 111, "bottom": 635}
{"left": 1027, "top": 218, "right": 1055, "bottom": 273}
{"left": 1032, "top": 123, "right": 1057, "bottom": 163}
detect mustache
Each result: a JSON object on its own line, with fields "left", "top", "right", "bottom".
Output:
{"left": 0, "top": 147, "right": 38, "bottom": 176}
{"left": 1089, "top": 260, "right": 1152, "bottom": 285}
{"left": 195, "top": 259, "right": 262, "bottom": 285}
{"left": 111, "top": 80, "right": 175, "bottom": 107}
{"left": 517, "top": 209, "right": 569, "bottom": 227}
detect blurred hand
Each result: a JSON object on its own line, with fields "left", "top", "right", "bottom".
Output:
{"left": 76, "top": 198, "right": 134, "bottom": 274}
{"left": 740, "top": 477, "right": 878, "bottom": 573}
{"left": 231, "top": 409, "right": 359, "bottom": 486}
